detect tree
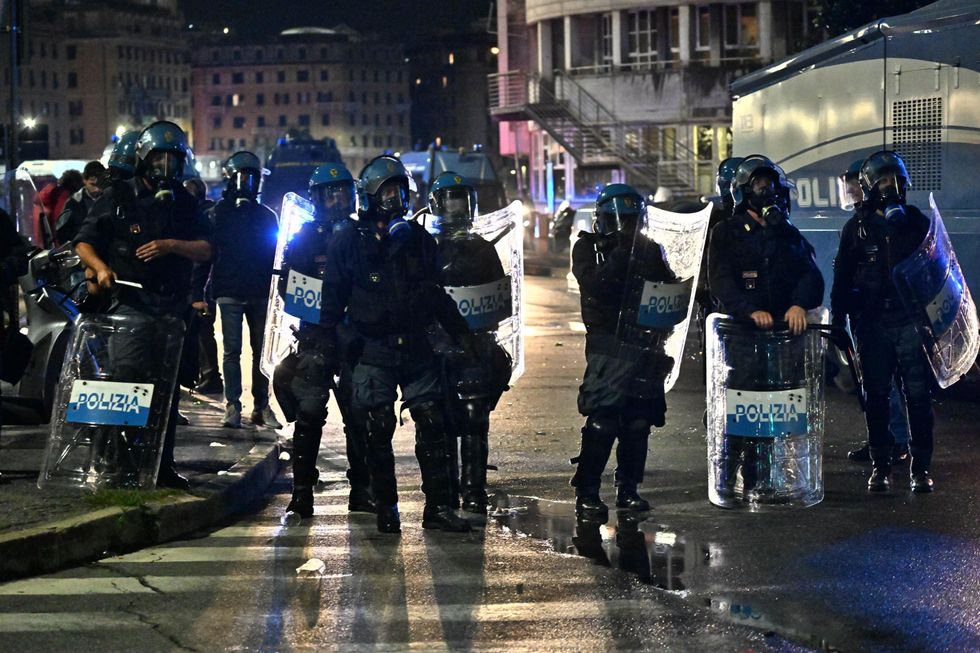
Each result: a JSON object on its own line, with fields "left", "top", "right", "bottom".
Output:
{"left": 813, "top": 0, "right": 936, "bottom": 39}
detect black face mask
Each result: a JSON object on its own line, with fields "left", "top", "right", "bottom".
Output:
{"left": 748, "top": 187, "right": 775, "bottom": 212}
{"left": 880, "top": 185, "right": 904, "bottom": 207}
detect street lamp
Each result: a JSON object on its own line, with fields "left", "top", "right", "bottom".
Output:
{"left": 22, "top": 116, "right": 36, "bottom": 129}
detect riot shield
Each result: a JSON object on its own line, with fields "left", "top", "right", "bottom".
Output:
{"left": 38, "top": 313, "right": 185, "bottom": 490}
{"left": 617, "top": 202, "right": 712, "bottom": 393}
{"left": 705, "top": 309, "right": 828, "bottom": 510}
{"left": 260, "top": 192, "right": 318, "bottom": 379}
{"left": 892, "top": 194, "right": 979, "bottom": 388}
{"left": 455, "top": 200, "right": 525, "bottom": 385}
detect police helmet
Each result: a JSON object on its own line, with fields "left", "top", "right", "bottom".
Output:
{"left": 428, "top": 171, "right": 478, "bottom": 235}
{"left": 715, "top": 157, "right": 744, "bottom": 209}
{"left": 309, "top": 164, "right": 356, "bottom": 223}
{"left": 108, "top": 131, "right": 139, "bottom": 180}
{"left": 859, "top": 150, "right": 911, "bottom": 204}
{"left": 357, "top": 155, "right": 416, "bottom": 223}
{"left": 594, "top": 183, "right": 645, "bottom": 237}
{"left": 272, "top": 352, "right": 301, "bottom": 424}
{"left": 732, "top": 154, "right": 787, "bottom": 211}
{"left": 222, "top": 151, "right": 264, "bottom": 201}
{"left": 837, "top": 159, "right": 865, "bottom": 211}
{"left": 135, "top": 121, "right": 187, "bottom": 185}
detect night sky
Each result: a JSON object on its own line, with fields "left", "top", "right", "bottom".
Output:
{"left": 180, "top": 0, "right": 493, "bottom": 42}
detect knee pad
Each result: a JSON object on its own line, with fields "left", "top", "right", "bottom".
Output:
{"left": 584, "top": 410, "right": 620, "bottom": 446}
{"left": 623, "top": 418, "right": 651, "bottom": 442}
{"left": 461, "top": 399, "right": 491, "bottom": 431}
{"left": 364, "top": 407, "right": 396, "bottom": 441}
{"left": 409, "top": 400, "right": 445, "bottom": 433}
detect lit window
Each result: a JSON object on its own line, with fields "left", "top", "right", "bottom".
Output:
{"left": 724, "top": 3, "right": 759, "bottom": 50}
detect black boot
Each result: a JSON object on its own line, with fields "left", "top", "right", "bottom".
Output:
{"left": 348, "top": 485, "right": 377, "bottom": 513}
{"left": 570, "top": 412, "right": 617, "bottom": 517}
{"left": 412, "top": 401, "right": 471, "bottom": 532}
{"left": 615, "top": 485, "right": 650, "bottom": 511}
{"left": 286, "top": 485, "right": 314, "bottom": 518}
{"left": 614, "top": 419, "right": 650, "bottom": 511}
{"left": 376, "top": 504, "right": 401, "bottom": 533}
{"left": 868, "top": 447, "right": 892, "bottom": 493}
{"left": 460, "top": 424, "right": 490, "bottom": 514}
{"left": 910, "top": 471, "right": 934, "bottom": 493}
{"left": 575, "top": 494, "right": 609, "bottom": 522}
{"left": 363, "top": 407, "right": 399, "bottom": 526}
{"left": 422, "top": 504, "right": 471, "bottom": 532}
{"left": 157, "top": 403, "right": 189, "bottom": 490}
{"left": 847, "top": 443, "right": 871, "bottom": 462}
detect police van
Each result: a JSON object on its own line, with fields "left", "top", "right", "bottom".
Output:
{"left": 730, "top": 0, "right": 980, "bottom": 308}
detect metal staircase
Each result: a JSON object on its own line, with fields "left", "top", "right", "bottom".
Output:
{"left": 489, "top": 70, "right": 703, "bottom": 196}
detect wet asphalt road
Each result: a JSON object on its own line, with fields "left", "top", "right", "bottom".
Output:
{"left": 0, "top": 275, "right": 977, "bottom": 652}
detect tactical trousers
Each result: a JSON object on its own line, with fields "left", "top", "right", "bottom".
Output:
{"left": 105, "top": 300, "right": 186, "bottom": 478}
{"left": 351, "top": 357, "right": 455, "bottom": 509}
{"left": 854, "top": 317, "right": 934, "bottom": 472}
{"left": 289, "top": 348, "right": 370, "bottom": 492}
{"left": 444, "top": 396, "right": 492, "bottom": 506}
{"left": 570, "top": 408, "right": 651, "bottom": 496}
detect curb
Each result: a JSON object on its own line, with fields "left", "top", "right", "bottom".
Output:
{"left": 0, "top": 440, "right": 282, "bottom": 582}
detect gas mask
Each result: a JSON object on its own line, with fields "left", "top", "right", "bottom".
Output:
{"left": 225, "top": 170, "right": 262, "bottom": 206}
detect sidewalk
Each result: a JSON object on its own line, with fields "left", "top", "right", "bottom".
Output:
{"left": 0, "top": 389, "right": 283, "bottom": 581}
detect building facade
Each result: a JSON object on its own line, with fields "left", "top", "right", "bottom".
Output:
{"left": 191, "top": 27, "right": 412, "bottom": 175}
{"left": 1, "top": 0, "right": 191, "bottom": 163}
{"left": 490, "top": 0, "right": 815, "bottom": 208}
{"left": 407, "top": 22, "right": 498, "bottom": 155}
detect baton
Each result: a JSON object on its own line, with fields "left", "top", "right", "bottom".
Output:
{"left": 810, "top": 324, "right": 867, "bottom": 412}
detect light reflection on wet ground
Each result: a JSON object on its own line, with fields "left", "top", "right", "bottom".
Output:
{"left": 488, "top": 492, "right": 848, "bottom": 652}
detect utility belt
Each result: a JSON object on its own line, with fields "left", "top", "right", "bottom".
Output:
{"left": 359, "top": 331, "right": 432, "bottom": 367}
{"left": 113, "top": 286, "right": 187, "bottom": 318}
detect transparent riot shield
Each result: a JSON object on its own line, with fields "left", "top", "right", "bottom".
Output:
{"left": 705, "top": 308, "right": 828, "bottom": 510}
{"left": 892, "top": 194, "right": 979, "bottom": 388}
{"left": 260, "top": 192, "right": 317, "bottom": 378}
{"left": 460, "top": 200, "right": 525, "bottom": 385}
{"left": 38, "top": 313, "right": 185, "bottom": 490}
{"left": 618, "top": 202, "right": 712, "bottom": 393}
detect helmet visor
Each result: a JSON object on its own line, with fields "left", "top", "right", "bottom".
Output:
{"left": 431, "top": 187, "right": 475, "bottom": 224}
{"left": 311, "top": 182, "right": 356, "bottom": 222}
{"left": 228, "top": 170, "right": 262, "bottom": 198}
{"left": 377, "top": 179, "right": 410, "bottom": 218}
{"left": 144, "top": 150, "right": 183, "bottom": 182}
{"left": 594, "top": 195, "right": 643, "bottom": 236}
{"left": 837, "top": 174, "right": 863, "bottom": 212}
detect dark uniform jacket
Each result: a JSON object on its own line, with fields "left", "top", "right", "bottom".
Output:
{"left": 573, "top": 232, "right": 674, "bottom": 353}
{"left": 436, "top": 235, "right": 506, "bottom": 290}
{"left": 55, "top": 188, "right": 100, "bottom": 245}
{"left": 320, "top": 220, "right": 470, "bottom": 365}
{"left": 74, "top": 179, "right": 210, "bottom": 309}
{"left": 831, "top": 204, "right": 930, "bottom": 325}
{"left": 708, "top": 211, "right": 824, "bottom": 318}
{"left": 279, "top": 218, "right": 353, "bottom": 339}
{"left": 207, "top": 198, "right": 278, "bottom": 300}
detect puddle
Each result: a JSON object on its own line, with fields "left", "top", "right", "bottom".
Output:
{"left": 488, "top": 492, "right": 710, "bottom": 593}
{"left": 488, "top": 492, "right": 844, "bottom": 652}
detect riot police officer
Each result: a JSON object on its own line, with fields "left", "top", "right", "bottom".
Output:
{"left": 834, "top": 159, "right": 911, "bottom": 466}
{"left": 707, "top": 155, "right": 824, "bottom": 498}
{"left": 319, "top": 155, "right": 472, "bottom": 534}
{"left": 697, "top": 158, "right": 744, "bottom": 375}
{"left": 278, "top": 163, "right": 375, "bottom": 520}
{"left": 206, "top": 151, "right": 280, "bottom": 430}
{"left": 104, "top": 131, "right": 139, "bottom": 185}
{"left": 427, "top": 171, "right": 511, "bottom": 515}
{"left": 830, "top": 150, "right": 934, "bottom": 492}
{"left": 74, "top": 121, "right": 212, "bottom": 490}
{"left": 570, "top": 183, "right": 675, "bottom": 521}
